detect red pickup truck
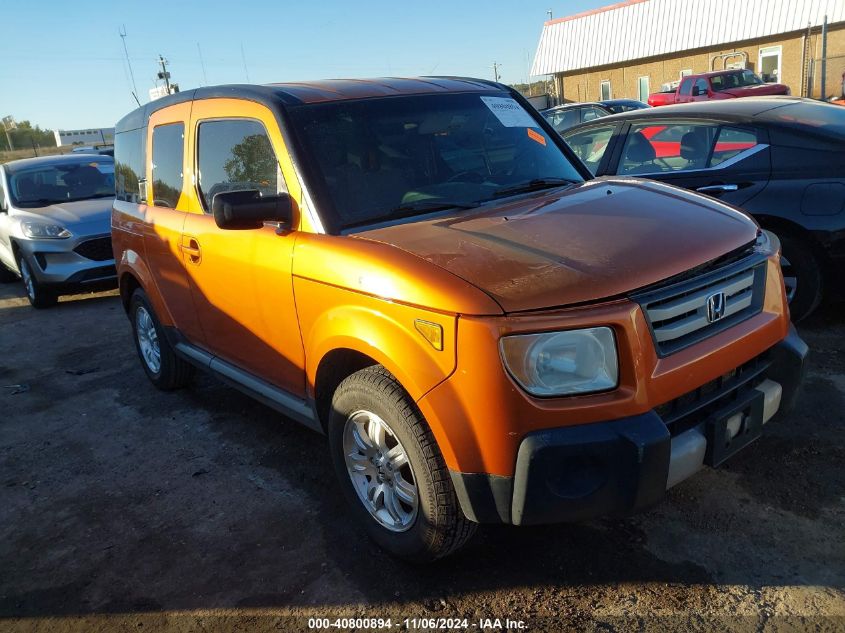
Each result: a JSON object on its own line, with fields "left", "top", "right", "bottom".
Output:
{"left": 648, "top": 69, "right": 789, "bottom": 107}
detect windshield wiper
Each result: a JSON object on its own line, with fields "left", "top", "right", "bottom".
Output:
{"left": 345, "top": 199, "right": 480, "bottom": 229}
{"left": 492, "top": 178, "right": 579, "bottom": 199}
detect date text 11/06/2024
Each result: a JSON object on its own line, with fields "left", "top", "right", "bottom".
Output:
{"left": 308, "top": 617, "right": 528, "bottom": 630}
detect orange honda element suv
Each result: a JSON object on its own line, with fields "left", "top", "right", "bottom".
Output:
{"left": 112, "top": 78, "right": 807, "bottom": 562}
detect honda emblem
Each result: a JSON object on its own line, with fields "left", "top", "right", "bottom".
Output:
{"left": 706, "top": 292, "right": 727, "bottom": 323}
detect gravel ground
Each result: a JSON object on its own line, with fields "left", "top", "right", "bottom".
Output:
{"left": 0, "top": 281, "right": 843, "bottom": 632}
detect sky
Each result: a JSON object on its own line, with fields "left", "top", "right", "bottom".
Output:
{"left": 0, "top": 0, "right": 610, "bottom": 130}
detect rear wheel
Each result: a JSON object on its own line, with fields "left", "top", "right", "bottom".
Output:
{"left": 780, "top": 236, "right": 822, "bottom": 322}
{"left": 18, "top": 255, "right": 57, "bottom": 309}
{"left": 328, "top": 366, "right": 476, "bottom": 563}
{"left": 129, "top": 288, "right": 194, "bottom": 390}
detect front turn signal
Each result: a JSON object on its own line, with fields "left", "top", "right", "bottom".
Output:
{"left": 414, "top": 319, "right": 443, "bottom": 351}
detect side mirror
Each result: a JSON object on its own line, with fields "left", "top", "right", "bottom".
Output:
{"left": 692, "top": 86, "right": 704, "bottom": 97}
{"left": 212, "top": 190, "right": 292, "bottom": 231}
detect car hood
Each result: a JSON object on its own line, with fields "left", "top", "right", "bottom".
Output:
{"left": 14, "top": 198, "right": 113, "bottom": 231}
{"left": 721, "top": 83, "right": 789, "bottom": 98}
{"left": 355, "top": 178, "right": 759, "bottom": 313}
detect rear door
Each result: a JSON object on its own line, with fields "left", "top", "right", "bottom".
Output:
{"left": 144, "top": 103, "right": 204, "bottom": 341}
{"left": 608, "top": 119, "right": 771, "bottom": 207}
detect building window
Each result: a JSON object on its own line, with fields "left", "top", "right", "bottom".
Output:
{"left": 680, "top": 69, "right": 693, "bottom": 79}
{"left": 638, "top": 76, "right": 650, "bottom": 102}
{"left": 600, "top": 80, "right": 611, "bottom": 101}
{"left": 759, "top": 46, "right": 782, "bottom": 83}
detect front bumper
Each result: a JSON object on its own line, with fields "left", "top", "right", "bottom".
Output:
{"left": 450, "top": 326, "right": 808, "bottom": 526}
{"left": 16, "top": 234, "right": 116, "bottom": 290}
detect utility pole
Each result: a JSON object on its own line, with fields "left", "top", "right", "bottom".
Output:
{"left": 821, "top": 14, "right": 828, "bottom": 99}
{"left": 157, "top": 55, "right": 172, "bottom": 94}
{"left": 547, "top": 9, "right": 553, "bottom": 20}
{"left": 119, "top": 25, "right": 140, "bottom": 106}
{"left": 492, "top": 62, "right": 502, "bottom": 83}
{"left": 2, "top": 116, "right": 16, "bottom": 151}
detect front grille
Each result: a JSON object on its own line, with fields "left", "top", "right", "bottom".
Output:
{"left": 632, "top": 254, "right": 767, "bottom": 356}
{"left": 655, "top": 352, "right": 771, "bottom": 436}
{"left": 74, "top": 236, "right": 113, "bottom": 261}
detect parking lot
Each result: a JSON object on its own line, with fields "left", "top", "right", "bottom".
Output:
{"left": 0, "top": 281, "right": 843, "bottom": 632}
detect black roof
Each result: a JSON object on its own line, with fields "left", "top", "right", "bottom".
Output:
{"left": 2, "top": 153, "right": 113, "bottom": 174}
{"left": 115, "top": 77, "right": 506, "bottom": 133}
{"left": 566, "top": 97, "right": 845, "bottom": 140}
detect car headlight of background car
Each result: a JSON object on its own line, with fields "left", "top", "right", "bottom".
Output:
{"left": 20, "top": 221, "right": 72, "bottom": 239}
{"left": 500, "top": 326, "right": 619, "bottom": 397}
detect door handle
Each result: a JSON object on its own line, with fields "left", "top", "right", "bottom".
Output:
{"left": 696, "top": 184, "right": 739, "bottom": 194}
{"left": 180, "top": 237, "right": 201, "bottom": 263}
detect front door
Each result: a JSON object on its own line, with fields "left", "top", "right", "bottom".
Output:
{"left": 612, "top": 120, "right": 771, "bottom": 208}
{"left": 181, "top": 99, "right": 306, "bottom": 396}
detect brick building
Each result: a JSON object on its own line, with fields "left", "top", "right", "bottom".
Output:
{"left": 532, "top": 0, "right": 845, "bottom": 104}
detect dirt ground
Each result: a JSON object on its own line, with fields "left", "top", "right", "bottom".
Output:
{"left": 0, "top": 280, "right": 843, "bottom": 633}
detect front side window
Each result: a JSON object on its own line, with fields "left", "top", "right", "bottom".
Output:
{"left": 151, "top": 123, "right": 184, "bottom": 209}
{"left": 619, "top": 122, "right": 758, "bottom": 175}
{"left": 563, "top": 124, "right": 617, "bottom": 175}
{"left": 196, "top": 119, "right": 283, "bottom": 211}
{"left": 694, "top": 79, "right": 709, "bottom": 96}
{"left": 6, "top": 159, "right": 114, "bottom": 207}
{"left": 288, "top": 92, "right": 584, "bottom": 231}
{"left": 619, "top": 122, "right": 719, "bottom": 175}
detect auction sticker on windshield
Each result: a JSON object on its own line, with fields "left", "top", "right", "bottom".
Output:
{"left": 480, "top": 96, "right": 537, "bottom": 128}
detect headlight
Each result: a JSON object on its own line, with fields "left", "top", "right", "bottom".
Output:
{"left": 500, "top": 326, "right": 619, "bottom": 397}
{"left": 755, "top": 229, "right": 779, "bottom": 256}
{"left": 20, "top": 221, "right": 72, "bottom": 239}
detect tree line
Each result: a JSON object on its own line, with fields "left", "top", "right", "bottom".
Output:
{"left": 0, "top": 121, "right": 57, "bottom": 151}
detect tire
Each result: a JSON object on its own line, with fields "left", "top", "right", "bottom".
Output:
{"left": 328, "top": 365, "right": 476, "bottom": 563}
{"left": 17, "top": 254, "right": 57, "bottom": 309}
{"left": 780, "top": 236, "right": 823, "bottom": 322}
{"left": 129, "top": 288, "right": 194, "bottom": 390}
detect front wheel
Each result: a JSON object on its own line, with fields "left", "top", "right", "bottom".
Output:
{"left": 328, "top": 366, "right": 476, "bottom": 563}
{"left": 18, "top": 254, "right": 57, "bottom": 309}
{"left": 780, "top": 236, "right": 822, "bottom": 322}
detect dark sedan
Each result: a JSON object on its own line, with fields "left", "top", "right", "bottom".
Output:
{"left": 540, "top": 102, "right": 613, "bottom": 133}
{"left": 562, "top": 97, "right": 845, "bottom": 320}
{"left": 600, "top": 98, "right": 650, "bottom": 113}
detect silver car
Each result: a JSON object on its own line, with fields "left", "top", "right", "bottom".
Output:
{"left": 0, "top": 154, "right": 117, "bottom": 307}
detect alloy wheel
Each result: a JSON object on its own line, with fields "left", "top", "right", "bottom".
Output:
{"left": 135, "top": 306, "right": 162, "bottom": 374}
{"left": 19, "top": 258, "right": 35, "bottom": 301}
{"left": 342, "top": 409, "right": 419, "bottom": 532}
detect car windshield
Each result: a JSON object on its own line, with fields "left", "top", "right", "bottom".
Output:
{"left": 8, "top": 159, "right": 115, "bottom": 207}
{"left": 288, "top": 92, "right": 584, "bottom": 231}
{"left": 712, "top": 70, "right": 764, "bottom": 92}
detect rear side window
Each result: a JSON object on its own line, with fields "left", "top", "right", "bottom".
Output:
{"left": 580, "top": 106, "right": 607, "bottom": 123}
{"left": 151, "top": 123, "right": 184, "bottom": 209}
{"left": 114, "top": 127, "right": 146, "bottom": 203}
{"left": 710, "top": 127, "right": 758, "bottom": 167}
{"left": 196, "top": 119, "right": 283, "bottom": 211}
